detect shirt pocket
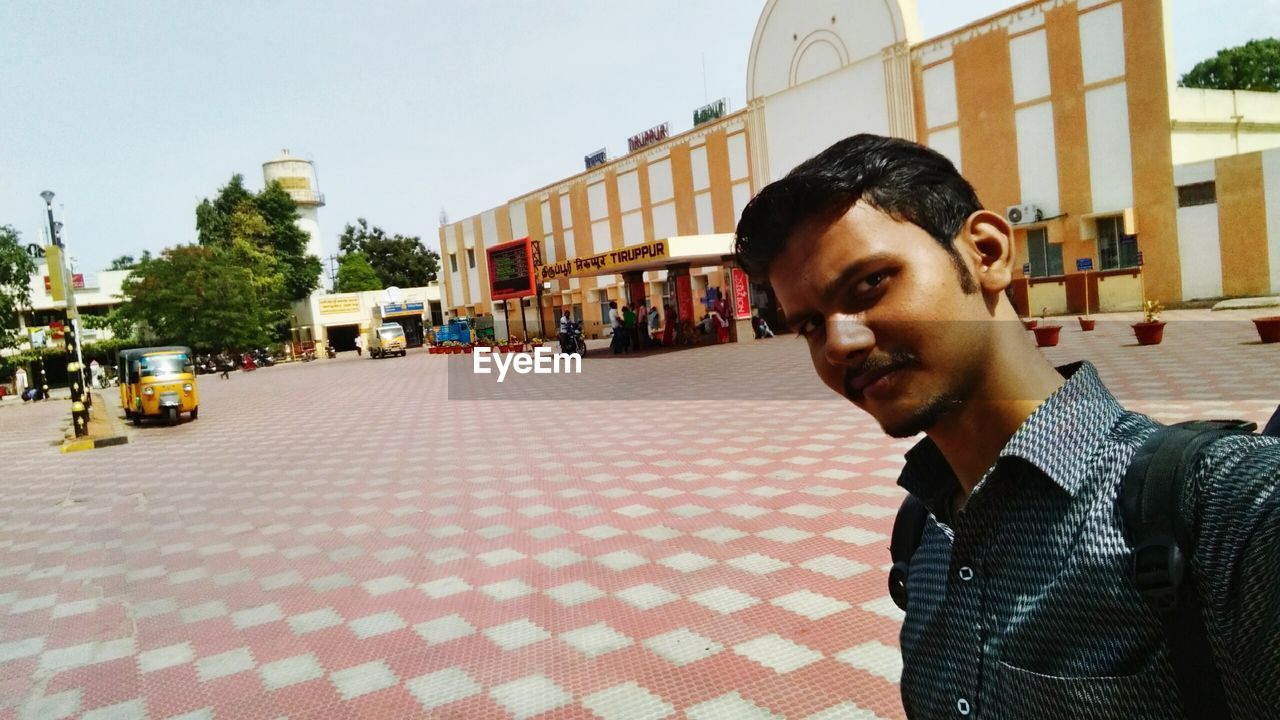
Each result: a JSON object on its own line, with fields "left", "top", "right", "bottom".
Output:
{"left": 994, "top": 660, "right": 1179, "bottom": 720}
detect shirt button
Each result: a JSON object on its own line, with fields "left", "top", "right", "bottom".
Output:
{"left": 958, "top": 566, "right": 974, "bottom": 582}
{"left": 957, "top": 697, "right": 971, "bottom": 715}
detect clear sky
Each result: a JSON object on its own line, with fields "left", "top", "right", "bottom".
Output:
{"left": 2, "top": 0, "right": 1276, "bottom": 276}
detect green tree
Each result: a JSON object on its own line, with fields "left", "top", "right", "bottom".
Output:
{"left": 82, "top": 307, "right": 136, "bottom": 344}
{"left": 335, "top": 252, "right": 383, "bottom": 293}
{"left": 1181, "top": 38, "right": 1280, "bottom": 92}
{"left": 196, "top": 174, "right": 322, "bottom": 301}
{"left": 338, "top": 218, "right": 439, "bottom": 288}
{"left": 119, "top": 245, "right": 273, "bottom": 351}
{"left": 107, "top": 252, "right": 150, "bottom": 271}
{"left": 0, "top": 225, "right": 38, "bottom": 351}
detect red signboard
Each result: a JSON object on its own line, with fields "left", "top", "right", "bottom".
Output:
{"left": 676, "top": 275, "right": 693, "bottom": 327}
{"left": 44, "top": 274, "right": 85, "bottom": 291}
{"left": 49, "top": 320, "right": 65, "bottom": 340}
{"left": 731, "top": 268, "right": 752, "bottom": 319}
{"left": 486, "top": 237, "right": 536, "bottom": 301}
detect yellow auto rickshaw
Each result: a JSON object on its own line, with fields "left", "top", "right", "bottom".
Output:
{"left": 117, "top": 346, "right": 199, "bottom": 426}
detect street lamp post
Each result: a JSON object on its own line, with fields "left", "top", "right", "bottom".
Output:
{"left": 41, "top": 191, "right": 90, "bottom": 437}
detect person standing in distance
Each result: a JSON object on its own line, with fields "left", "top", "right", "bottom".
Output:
{"left": 733, "top": 134, "right": 1279, "bottom": 719}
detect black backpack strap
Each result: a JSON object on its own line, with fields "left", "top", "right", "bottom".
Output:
{"left": 1121, "top": 419, "right": 1256, "bottom": 720}
{"left": 888, "top": 494, "right": 929, "bottom": 611}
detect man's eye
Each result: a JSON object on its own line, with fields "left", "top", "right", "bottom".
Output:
{"left": 797, "top": 317, "right": 821, "bottom": 337}
{"left": 856, "top": 271, "right": 887, "bottom": 293}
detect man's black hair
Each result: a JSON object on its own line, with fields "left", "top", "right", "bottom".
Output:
{"left": 734, "top": 134, "right": 982, "bottom": 290}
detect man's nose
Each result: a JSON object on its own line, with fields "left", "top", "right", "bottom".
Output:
{"left": 823, "top": 314, "right": 874, "bottom": 366}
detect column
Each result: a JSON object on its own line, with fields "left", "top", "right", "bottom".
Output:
{"left": 726, "top": 265, "right": 754, "bottom": 343}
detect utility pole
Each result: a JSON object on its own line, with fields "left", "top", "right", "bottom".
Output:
{"left": 41, "top": 191, "right": 90, "bottom": 437}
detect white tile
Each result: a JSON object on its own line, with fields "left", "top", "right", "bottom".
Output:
{"left": 535, "top": 549, "right": 585, "bottom": 568}
{"left": 478, "top": 579, "right": 536, "bottom": 601}
{"left": 615, "top": 583, "right": 681, "bottom": 611}
{"left": 81, "top": 698, "right": 145, "bottom": 720}
{"left": 580, "top": 525, "right": 627, "bottom": 540}
{"left": 747, "top": 486, "right": 790, "bottom": 498}
{"left": 163, "top": 709, "right": 213, "bottom": 720}
{"left": 195, "top": 647, "right": 256, "bottom": 682}
{"left": 723, "top": 504, "right": 771, "bottom": 519}
{"left": 329, "top": 660, "right": 400, "bottom": 701}
{"left": 846, "top": 503, "right": 897, "bottom": 519}
{"left": 802, "top": 485, "right": 847, "bottom": 496}
{"left": 614, "top": 504, "right": 658, "bottom": 518}
{"left": 484, "top": 619, "right": 551, "bottom": 650}
{"left": 413, "top": 614, "right": 477, "bottom": 646}
{"left": 546, "top": 581, "right": 605, "bottom": 607}
{"left": 643, "top": 628, "right": 723, "bottom": 666}
{"left": 527, "top": 525, "right": 567, "bottom": 539}
{"left": 419, "top": 576, "right": 471, "bottom": 599}
{"left": 634, "top": 525, "right": 684, "bottom": 541}
{"left": 425, "top": 524, "right": 465, "bottom": 539}
{"left": 477, "top": 548, "right": 526, "bottom": 567}
{"left": 475, "top": 524, "right": 514, "bottom": 539}
{"left": 782, "top": 504, "right": 833, "bottom": 518}
{"left": 805, "top": 701, "right": 891, "bottom": 720}
{"left": 643, "top": 487, "right": 683, "bottom": 499}
{"left": 259, "top": 652, "right": 324, "bottom": 690}
{"left": 489, "top": 674, "right": 572, "bottom": 719}
{"left": 258, "top": 570, "right": 303, "bottom": 590}
{"left": 756, "top": 527, "right": 815, "bottom": 544}
{"left": 686, "top": 691, "right": 782, "bottom": 720}
{"left": 670, "top": 504, "right": 713, "bottom": 518}
{"left": 424, "top": 547, "right": 469, "bottom": 564}
{"left": 347, "top": 611, "right": 407, "bottom": 639}
{"left": 50, "top": 598, "right": 99, "bottom": 619}
{"left": 726, "top": 554, "right": 790, "bottom": 575}
{"left": 694, "top": 527, "right": 748, "bottom": 544}
{"left": 835, "top": 640, "right": 903, "bottom": 682}
{"left": 180, "top": 600, "right": 228, "bottom": 624}
{"left": 800, "top": 554, "right": 872, "bottom": 579}
{"left": 582, "top": 681, "right": 675, "bottom": 720}
{"left": 860, "top": 596, "right": 907, "bottom": 622}
{"left": 658, "top": 552, "right": 717, "bottom": 573}
{"left": 231, "top": 603, "right": 284, "bottom": 629}
{"left": 288, "top": 607, "right": 345, "bottom": 635}
{"left": 405, "top": 667, "right": 481, "bottom": 711}
{"left": 18, "top": 688, "right": 81, "bottom": 720}
{"left": 560, "top": 622, "right": 634, "bottom": 658}
{"left": 771, "top": 591, "right": 851, "bottom": 620}
{"left": 824, "top": 527, "right": 888, "bottom": 545}
{"left": 361, "top": 575, "right": 412, "bottom": 596}
{"left": 0, "top": 636, "right": 44, "bottom": 663}
{"left": 595, "top": 551, "right": 648, "bottom": 571}
{"left": 688, "top": 587, "right": 760, "bottom": 615}
{"left": 138, "top": 642, "right": 195, "bottom": 673}
{"left": 10, "top": 594, "right": 57, "bottom": 614}
{"left": 373, "top": 546, "right": 416, "bottom": 563}
{"left": 733, "top": 634, "right": 823, "bottom": 673}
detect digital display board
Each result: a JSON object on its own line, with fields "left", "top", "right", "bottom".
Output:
{"left": 487, "top": 237, "right": 536, "bottom": 300}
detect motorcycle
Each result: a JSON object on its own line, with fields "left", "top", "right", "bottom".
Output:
{"left": 559, "top": 322, "right": 587, "bottom": 356}
{"left": 251, "top": 348, "right": 275, "bottom": 367}
{"left": 326, "top": 344, "right": 337, "bottom": 359}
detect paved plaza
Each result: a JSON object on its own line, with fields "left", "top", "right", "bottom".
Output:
{"left": 1, "top": 309, "right": 1278, "bottom": 719}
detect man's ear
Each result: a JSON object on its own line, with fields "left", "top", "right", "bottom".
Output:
{"left": 956, "top": 210, "right": 1015, "bottom": 293}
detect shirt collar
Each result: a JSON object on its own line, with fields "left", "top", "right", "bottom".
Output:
{"left": 898, "top": 361, "right": 1124, "bottom": 502}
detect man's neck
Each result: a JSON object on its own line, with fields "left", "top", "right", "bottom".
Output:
{"left": 927, "top": 353, "right": 1066, "bottom": 496}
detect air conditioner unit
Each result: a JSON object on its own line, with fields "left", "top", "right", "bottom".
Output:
{"left": 1006, "top": 204, "right": 1044, "bottom": 225}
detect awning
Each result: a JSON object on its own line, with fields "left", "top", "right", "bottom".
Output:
{"left": 538, "top": 234, "right": 735, "bottom": 281}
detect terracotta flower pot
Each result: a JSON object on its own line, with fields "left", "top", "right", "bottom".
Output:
{"left": 1132, "top": 321, "right": 1166, "bottom": 346}
{"left": 1023, "top": 319, "right": 1039, "bottom": 330}
{"left": 1032, "top": 325, "right": 1061, "bottom": 347}
{"left": 1254, "top": 316, "right": 1280, "bottom": 343}
{"left": 463, "top": 346, "right": 473, "bottom": 354}
{"left": 1078, "top": 317, "right": 1096, "bottom": 332}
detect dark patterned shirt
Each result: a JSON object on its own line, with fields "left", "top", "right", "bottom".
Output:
{"left": 896, "top": 361, "right": 1280, "bottom": 719}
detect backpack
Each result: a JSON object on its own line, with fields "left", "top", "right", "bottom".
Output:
{"left": 888, "top": 413, "right": 1280, "bottom": 720}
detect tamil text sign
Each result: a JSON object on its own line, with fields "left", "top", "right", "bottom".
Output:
{"left": 319, "top": 295, "right": 361, "bottom": 315}
{"left": 539, "top": 241, "right": 668, "bottom": 281}
{"left": 693, "top": 98, "right": 728, "bottom": 127}
{"left": 627, "top": 123, "right": 670, "bottom": 153}
{"left": 488, "top": 237, "right": 536, "bottom": 300}
{"left": 584, "top": 148, "right": 607, "bottom": 170}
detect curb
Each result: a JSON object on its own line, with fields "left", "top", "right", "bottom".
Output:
{"left": 59, "top": 391, "right": 130, "bottom": 454}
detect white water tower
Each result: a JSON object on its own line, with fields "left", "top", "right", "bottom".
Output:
{"left": 262, "top": 149, "right": 325, "bottom": 281}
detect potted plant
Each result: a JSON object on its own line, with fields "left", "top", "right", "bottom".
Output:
{"left": 1132, "top": 299, "right": 1166, "bottom": 346}
{"left": 1254, "top": 316, "right": 1280, "bottom": 343}
{"left": 1032, "top": 308, "right": 1061, "bottom": 347}
{"left": 1022, "top": 317, "right": 1038, "bottom": 330}
{"left": 1078, "top": 281, "right": 1095, "bottom": 331}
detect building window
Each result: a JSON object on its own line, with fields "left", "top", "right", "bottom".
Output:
{"left": 1177, "top": 181, "right": 1216, "bottom": 207}
{"left": 1027, "top": 228, "right": 1064, "bottom": 278}
{"left": 449, "top": 254, "right": 458, "bottom": 273}
{"left": 1097, "top": 216, "right": 1139, "bottom": 270}
{"left": 467, "top": 249, "right": 475, "bottom": 269}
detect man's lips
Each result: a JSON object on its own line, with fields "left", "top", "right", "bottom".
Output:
{"left": 846, "top": 363, "right": 903, "bottom": 396}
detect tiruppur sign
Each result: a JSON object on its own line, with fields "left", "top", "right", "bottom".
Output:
{"left": 539, "top": 241, "right": 669, "bottom": 281}
{"left": 627, "top": 123, "right": 670, "bottom": 153}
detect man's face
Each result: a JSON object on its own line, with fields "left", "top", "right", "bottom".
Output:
{"left": 768, "top": 202, "right": 996, "bottom": 438}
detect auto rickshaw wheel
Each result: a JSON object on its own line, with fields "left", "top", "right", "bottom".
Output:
{"left": 166, "top": 407, "right": 179, "bottom": 426}
{"left": 132, "top": 412, "right": 142, "bottom": 427}
{"left": 191, "top": 407, "right": 199, "bottom": 420}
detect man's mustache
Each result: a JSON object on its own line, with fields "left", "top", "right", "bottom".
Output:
{"left": 844, "top": 349, "right": 918, "bottom": 399}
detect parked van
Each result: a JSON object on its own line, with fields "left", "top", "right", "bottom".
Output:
{"left": 369, "top": 322, "right": 407, "bottom": 358}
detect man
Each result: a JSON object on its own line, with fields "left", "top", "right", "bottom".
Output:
{"left": 734, "top": 134, "right": 1279, "bottom": 718}
{"left": 558, "top": 309, "right": 576, "bottom": 354}
{"left": 353, "top": 334, "right": 363, "bottom": 357}
{"left": 608, "top": 301, "right": 625, "bottom": 355}
{"left": 636, "top": 301, "right": 649, "bottom": 348}
{"left": 648, "top": 303, "right": 661, "bottom": 346}
{"left": 14, "top": 365, "right": 28, "bottom": 400}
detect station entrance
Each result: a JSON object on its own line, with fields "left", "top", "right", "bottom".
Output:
{"left": 326, "top": 324, "right": 360, "bottom": 352}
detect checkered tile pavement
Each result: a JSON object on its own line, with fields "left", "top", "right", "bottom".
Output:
{"left": 1, "top": 310, "right": 1276, "bottom": 719}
